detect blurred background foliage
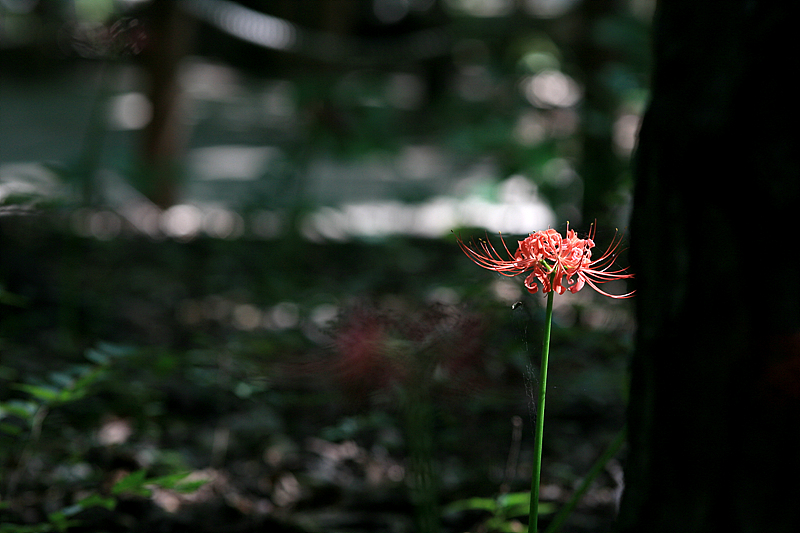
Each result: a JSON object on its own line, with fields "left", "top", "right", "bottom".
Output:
{"left": 1, "top": 1, "right": 648, "bottom": 531}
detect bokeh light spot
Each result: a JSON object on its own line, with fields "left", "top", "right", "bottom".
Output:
{"left": 269, "top": 302, "right": 300, "bottom": 330}
{"left": 107, "top": 92, "right": 152, "bottom": 130}
{"left": 233, "top": 304, "right": 262, "bottom": 331}
{"left": 522, "top": 70, "right": 582, "bottom": 108}
{"left": 161, "top": 204, "right": 203, "bottom": 240}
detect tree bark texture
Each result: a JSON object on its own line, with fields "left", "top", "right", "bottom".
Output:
{"left": 618, "top": 2, "right": 799, "bottom": 532}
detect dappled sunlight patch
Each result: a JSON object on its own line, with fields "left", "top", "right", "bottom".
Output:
{"left": 107, "top": 92, "right": 152, "bottom": 131}
{"left": 123, "top": 202, "right": 162, "bottom": 237}
{"left": 270, "top": 472, "right": 302, "bottom": 507}
{"left": 521, "top": 70, "right": 582, "bottom": 108}
{"left": 267, "top": 301, "right": 301, "bottom": 330}
{"left": 176, "top": 297, "right": 306, "bottom": 333}
{"left": 184, "top": 0, "right": 297, "bottom": 52}
{"left": 188, "top": 145, "right": 282, "bottom": 182}
{"left": 580, "top": 295, "right": 635, "bottom": 332}
{"left": 146, "top": 468, "right": 268, "bottom": 515}
{"left": 180, "top": 58, "right": 242, "bottom": 102}
{"left": 514, "top": 110, "right": 548, "bottom": 146}
{"left": 97, "top": 416, "right": 133, "bottom": 446}
{"left": 302, "top": 192, "right": 554, "bottom": 241}
{"left": 0, "top": 163, "right": 66, "bottom": 208}
{"left": 232, "top": 304, "right": 262, "bottom": 331}
{"left": 425, "top": 286, "right": 460, "bottom": 306}
{"left": 161, "top": 204, "right": 204, "bottom": 240}
{"left": 60, "top": 203, "right": 284, "bottom": 242}
{"left": 310, "top": 303, "right": 340, "bottom": 329}
{"left": 613, "top": 112, "right": 642, "bottom": 157}
{"left": 491, "top": 278, "right": 523, "bottom": 305}
{"left": 305, "top": 437, "right": 406, "bottom": 489}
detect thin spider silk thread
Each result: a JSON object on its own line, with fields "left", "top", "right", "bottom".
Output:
{"left": 514, "top": 300, "right": 539, "bottom": 437}
{"left": 524, "top": 363, "right": 537, "bottom": 434}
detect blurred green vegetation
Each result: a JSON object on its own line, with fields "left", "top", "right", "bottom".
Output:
{"left": 1, "top": 1, "right": 646, "bottom": 531}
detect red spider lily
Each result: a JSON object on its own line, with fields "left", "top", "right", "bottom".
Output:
{"left": 458, "top": 223, "right": 634, "bottom": 299}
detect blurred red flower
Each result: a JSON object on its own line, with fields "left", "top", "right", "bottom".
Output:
{"left": 329, "top": 304, "right": 487, "bottom": 400}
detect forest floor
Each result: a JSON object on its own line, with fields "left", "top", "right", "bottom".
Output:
{"left": 1, "top": 213, "right": 632, "bottom": 532}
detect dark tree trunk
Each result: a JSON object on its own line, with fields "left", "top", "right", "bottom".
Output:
{"left": 618, "top": 2, "right": 800, "bottom": 532}
{"left": 139, "top": 0, "right": 195, "bottom": 208}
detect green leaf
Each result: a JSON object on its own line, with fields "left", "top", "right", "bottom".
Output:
{"left": 46, "top": 510, "right": 81, "bottom": 533}
{"left": 172, "top": 479, "right": 207, "bottom": 493}
{"left": 443, "top": 496, "right": 497, "bottom": 514}
{"left": 0, "top": 400, "right": 39, "bottom": 420}
{"left": 59, "top": 504, "right": 84, "bottom": 517}
{"left": 147, "top": 471, "right": 190, "bottom": 489}
{"left": 76, "top": 493, "right": 117, "bottom": 511}
{"left": 15, "top": 384, "right": 60, "bottom": 403}
{"left": 111, "top": 470, "right": 151, "bottom": 497}
{"left": 497, "top": 491, "right": 531, "bottom": 517}
{"left": 147, "top": 471, "right": 207, "bottom": 494}
{"left": 485, "top": 516, "right": 524, "bottom": 532}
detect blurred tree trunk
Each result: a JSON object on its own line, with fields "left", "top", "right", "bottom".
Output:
{"left": 573, "top": 0, "right": 628, "bottom": 228}
{"left": 140, "top": 0, "right": 195, "bottom": 208}
{"left": 618, "top": 2, "right": 799, "bottom": 532}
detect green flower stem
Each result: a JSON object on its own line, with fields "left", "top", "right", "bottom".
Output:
{"left": 530, "top": 290, "right": 554, "bottom": 533}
